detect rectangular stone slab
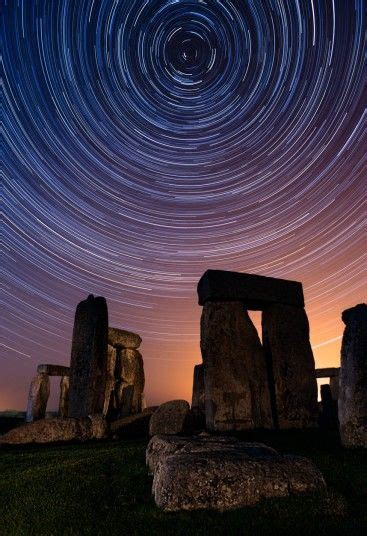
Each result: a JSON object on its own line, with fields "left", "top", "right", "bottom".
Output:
{"left": 315, "top": 367, "right": 340, "bottom": 378}
{"left": 198, "top": 270, "right": 304, "bottom": 309}
{"left": 37, "top": 364, "right": 70, "bottom": 376}
{"left": 152, "top": 446, "right": 325, "bottom": 511}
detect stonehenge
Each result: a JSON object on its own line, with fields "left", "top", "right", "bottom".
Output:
{"left": 338, "top": 304, "right": 367, "bottom": 448}
{"left": 197, "top": 270, "right": 318, "bottom": 431}
{"left": 24, "top": 295, "right": 146, "bottom": 426}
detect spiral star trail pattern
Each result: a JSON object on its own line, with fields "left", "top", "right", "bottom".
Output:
{"left": 2, "top": 0, "right": 366, "bottom": 410}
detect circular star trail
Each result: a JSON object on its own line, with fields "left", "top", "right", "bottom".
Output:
{"left": 2, "top": 0, "right": 366, "bottom": 408}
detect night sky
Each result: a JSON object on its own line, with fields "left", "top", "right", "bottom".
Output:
{"left": 2, "top": 0, "right": 366, "bottom": 411}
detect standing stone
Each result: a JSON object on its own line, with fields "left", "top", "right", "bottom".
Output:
{"left": 26, "top": 373, "right": 50, "bottom": 423}
{"left": 103, "top": 345, "right": 117, "bottom": 417}
{"left": 59, "top": 376, "right": 69, "bottom": 418}
{"left": 191, "top": 365, "right": 205, "bottom": 417}
{"left": 201, "top": 302, "right": 272, "bottom": 432}
{"left": 329, "top": 375, "right": 339, "bottom": 401}
{"left": 339, "top": 304, "right": 367, "bottom": 448}
{"left": 319, "top": 384, "right": 338, "bottom": 429}
{"left": 68, "top": 294, "right": 108, "bottom": 419}
{"left": 117, "top": 348, "right": 145, "bottom": 414}
{"left": 262, "top": 305, "right": 318, "bottom": 428}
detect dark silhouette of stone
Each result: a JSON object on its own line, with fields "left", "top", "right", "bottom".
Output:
{"left": 26, "top": 373, "right": 50, "bottom": 423}
{"left": 103, "top": 345, "right": 117, "bottom": 417}
{"left": 68, "top": 294, "right": 108, "bottom": 419}
{"left": 329, "top": 376, "right": 339, "bottom": 401}
{"left": 339, "top": 303, "right": 367, "bottom": 448}
{"left": 108, "top": 327, "right": 141, "bottom": 349}
{"left": 59, "top": 376, "right": 69, "bottom": 418}
{"left": 201, "top": 302, "right": 272, "bottom": 431}
{"left": 151, "top": 438, "right": 325, "bottom": 511}
{"left": 191, "top": 364, "right": 205, "bottom": 424}
{"left": 37, "top": 364, "right": 70, "bottom": 376}
{"left": 0, "top": 415, "right": 107, "bottom": 445}
{"left": 198, "top": 270, "right": 304, "bottom": 309}
{"left": 316, "top": 367, "right": 340, "bottom": 400}
{"left": 319, "top": 384, "right": 338, "bottom": 429}
{"left": 149, "top": 400, "right": 190, "bottom": 436}
{"left": 262, "top": 305, "right": 318, "bottom": 428}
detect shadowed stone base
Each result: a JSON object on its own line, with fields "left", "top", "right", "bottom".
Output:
{"left": 262, "top": 305, "right": 318, "bottom": 428}
{"left": 201, "top": 302, "right": 272, "bottom": 431}
{"left": 149, "top": 436, "right": 325, "bottom": 512}
{"left": 339, "top": 304, "right": 367, "bottom": 448}
{"left": 26, "top": 373, "right": 50, "bottom": 423}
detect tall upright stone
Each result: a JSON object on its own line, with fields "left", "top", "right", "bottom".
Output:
{"left": 262, "top": 305, "right": 318, "bottom": 428}
{"left": 59, "top": 376, "right": 69, "bottom": 418}
{"left": 120, "top": 348, "right": 145, "bottom": 414}
{"left": 339, "top": 303, "right": 367, "bottom": 448}
{"left": 191, "top": 364, "right": 205, "bottom": 417}
{"left": 201, "top": 302, "right": 272, "bottom": 431}
{"left": 68, "top": 294, "right": 108, "bottom": 418}
{"left": 103, "top": 345, "right": 117, "bottom": 417}
{"left": 26, "top": 373, "right": 50, "bottom": 423}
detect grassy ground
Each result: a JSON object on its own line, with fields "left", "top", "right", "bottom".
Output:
{"left": 0, "top": 427, "right": 366, "bottom": 536}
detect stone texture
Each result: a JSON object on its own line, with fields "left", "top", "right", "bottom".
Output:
{"left": 262, "top": 304, "right": 318, "bottom": 428}
{"left": 116, "top": 348, "right": 145, "bottom": 415}
{"left": 149, "top": 400, "right": 190, "bottom": 436}
{"left": 110, "top": 408, "right": 155, "bottom": 437}
{"left": 146, "top": 434, "right": 278, "bottom": 475}
{"left": 0, "top": 416, "right": 107, "bottom": 445}
{"left": 37, "top": 364, "right": 70, "bottom": 376}
{"left": 200, "top": 302, "right": 272, "bottom": 431}
{"left": 198, "top": 270, "right": 304, "bottom": 309}
{"left": 115, "top": 383, "right": 134, "bottom": 418}
{"left": 68, "top": 294, "right": 108, "bottom": 419}
{"left": 108, "top": 327, "right": 141, "bottom": 349}
{"left": 26, "top": 373, "right": 50, "bottom": 423}
{"left": 59, "top": 376, "right": 69, "bottom": 418}
{"left": 151, "top": 439, "right": 325, "bottom": 512}
{"left": 339, "top": 303, "right": 367, "bottom": 448}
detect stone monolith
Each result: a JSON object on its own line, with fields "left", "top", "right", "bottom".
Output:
{"left": 339, "top": 303, "right": 367, "bottom": 448}
{"left": 68, "top": 294, "right": 108, "bottom": 418}
{"left": 191, "top": 364, "right": 205, "bottom": 423}
{"left": 262, "top": 304, "right": 318, "bottom": 428}
{"left": 201, "top": 302, "right": 272, "bottom": 431}
{"left": 117, "top": 348, "right": 145, "bottom": 414}
{"left": 26, "top": 373, "right": 50, "bottom": 423}
{"left": 59, "top": 376, "right": 69, "bottom": 418}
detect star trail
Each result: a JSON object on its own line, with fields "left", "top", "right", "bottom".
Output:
{"left": 2, "top": 0, "right": 366, "bottom": 410}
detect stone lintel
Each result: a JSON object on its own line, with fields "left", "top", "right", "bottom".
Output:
{"left": 37, "top": 364, "right": 70, "bottom": 376}
{"left": 315, "top": 367, "right": 340, "bottom": 378}
{"left": 197, "top": 270, "right": 304, "bottom": 309}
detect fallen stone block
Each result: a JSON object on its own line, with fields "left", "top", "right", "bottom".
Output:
{"left": 110, "top": 408, "right": 155, "bottom": 437}
{"left": 152, "top": 444, "right": 326, "bottom": 511}
{"left": 149, "top": 400, "right": 190, "bottom": 436}
{"left": 198, "top": 270, "right": 304, "bottom": 309}
{"left": 0, "top": 415, "right": 107, "bottom": 445}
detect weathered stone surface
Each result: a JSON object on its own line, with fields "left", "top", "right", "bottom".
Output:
{"left": 146, "top": 434, "right": 278, "bottom": 475}
{"left": 59, "top": 376, "right": 69, "bottom": 418}
{"left": 115, "top": 383, "right": 134, "bottom": 418}
{"left": 116, "top": 348, "right": 145, "bottom": 414}
{"left": 26, "top": 373, "right": 50, "bottom": 423}
{"left": 37, "top": 364, "right": 70, "bottom": 376}
{"left": 111, "top": 408, "right": 155, "bottom": 437}
{"left": 198, "top": 270, "right": 304, "bottom": 309}
{"left": 191, "top": 364, "right": 205, "bottom": 423}
{"left": 201, "top": 302, "right": 272, "bottom": 431}
{"left": 262, "top": 305, "right": 318, "bottom": 428}
{"left": 152, "top": 442, "right": 325, "bottom": 511}
{"left": 68, "top": 294, "right": 108, "bottom": 419}
{"left": 149, "top": 400, "right": 190, "bottom": 436}
{"left": 108, "top": 327, "right": 141, "bottom": 349}
{"left": 0, "top": 416, "right": 107, "bottom": 445}
{"left": 339, "top": 303, "right": 367, "bottom": 448}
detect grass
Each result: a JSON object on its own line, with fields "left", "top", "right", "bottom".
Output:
{"left": 0, "top": 427, "right": 366, "bottom": 536}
